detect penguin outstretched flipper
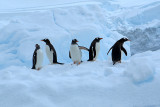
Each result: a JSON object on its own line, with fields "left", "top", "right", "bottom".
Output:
{"left": 78, "top": 46, "right": 89, "bottom": 51}
{"left": 121, "top": 46, "right": 127, "bottom": 56}
{"left": 107, "top": 46, "right": 113, "bottom": 55}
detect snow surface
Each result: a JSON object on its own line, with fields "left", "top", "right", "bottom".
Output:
{"left": 0, "top": 50, "right": 160, "bottom": 107}
{"left": 0, "top": 0, "right": 160, "bottom": 107}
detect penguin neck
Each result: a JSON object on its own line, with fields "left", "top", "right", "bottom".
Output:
{"left": 71, "top": 43, "right": 78, "bottom": 45}
{"left": 35, "top": 47, "right": 40, "bottom": 51}
{"left": 46, "top": 42, "right": 51, "bottom": 46}
{"left": 117, "top": 41, "right": 124, "bottom": 45}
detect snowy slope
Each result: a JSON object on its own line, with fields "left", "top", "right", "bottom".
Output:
{"left": 0, "top": 50, "right": 160, "bottom": 107}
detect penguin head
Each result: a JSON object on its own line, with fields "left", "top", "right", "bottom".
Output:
{"left": 95, "top": 37, "right": 103, "bottom": 42}
{"left": 71, "top": 39, "right": 79, "bottom": 44}
{"left": 41, "top": 38, "right": 50, "bottom": 44}
{"left": 35, "top": 44, "right": 40, "bottom": 49}
{"left": 119, "top": 38, "right": 130, "bottom": 43}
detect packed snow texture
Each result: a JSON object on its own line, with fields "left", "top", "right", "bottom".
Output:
{"left": 124, "top": 51, "right": 155, "bottom": 83}
{"left": 0, "top": 0, "right": 160, "bottom": 107}
{"left": 0, "top": 50, "right": 160, "bottom": 107}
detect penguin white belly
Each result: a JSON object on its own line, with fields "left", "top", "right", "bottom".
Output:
{"left": 70, "top": 45, "right": 81, "bottom": 62}
{"left": 35, "top": 49, "right": 43, "bottom": 69}
{"left": 46, "top": 45, "right": 53, "bottom": 64}
{"left": 94, "top": 42, "right": 100, "bottom": 60}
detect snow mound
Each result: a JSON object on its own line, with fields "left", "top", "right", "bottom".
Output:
{"left": 124, "top": 51, "right": 155, "bottom": 83}
{"left": 0, "top": 50, "right": 160, "bottom": 107}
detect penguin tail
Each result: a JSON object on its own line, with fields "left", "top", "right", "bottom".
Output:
{"left": 87, "top": 59, "right": 93, "bottom": 61}
{"left": 31, "top": 66, "right": 35, "bottom": 69}
{"left": 113, "top": 62, "right": 116, "bottom": 65}
{"left": 56, "top": 62, "right": 64, "bottom": 65}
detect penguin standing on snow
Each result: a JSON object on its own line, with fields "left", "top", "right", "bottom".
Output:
{"left": 88, "top": 37, "right": 103, "bottom": 61}
{"left": 32, "top": 44, "right": 43, "bottom": 70}
{"left": 107, "top": 37, "right": 130, "bottom": 65}
{"left": 69, "top": 39, "right": 89, "bottom": 64}
{"left": 41, "top": 38, "right": 63, "bottom": 65}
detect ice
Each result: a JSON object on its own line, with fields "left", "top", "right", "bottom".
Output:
{"left": 124, "top": 51, "right": 155, "bottom": 83}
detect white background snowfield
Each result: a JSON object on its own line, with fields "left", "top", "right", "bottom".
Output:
{"left": 0, "top": 0, "right": 160, "bottom": 107}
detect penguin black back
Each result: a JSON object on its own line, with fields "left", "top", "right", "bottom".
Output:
{"left": 32, "top": 44, "right": 40, "bottom": 69}
{"left": 107, "top": 38, "right": 130, "bottom": 65}
{"left": 88, "top": 37, "right": 103, "bottom": 61}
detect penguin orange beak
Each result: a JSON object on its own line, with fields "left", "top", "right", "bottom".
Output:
{"left": 76, "top": 41, "right": 79, "bottom": 42}
{"left": 41, "top": 40, "right": 44, "bottom": 41}
{"left": 128, "top": 40, "right": 131, "bottom": 41}
{"left": 100, "top": 38, "right": 103, "bottom": 40}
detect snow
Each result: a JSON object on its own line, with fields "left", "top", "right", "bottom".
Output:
{"left": 0, "top": 50, "right": 160, "bottom": 107}
{"left": 0, "top": 0, "right": 160, "bottom": 106}
{"left": 124, "top": 51, "right": 155, "bottom": 83}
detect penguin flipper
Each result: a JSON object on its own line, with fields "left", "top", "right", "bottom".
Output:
{"left": 78, "top": 46, "right": 89, "bottom": 51}
{"left": 93, "top": 44, "right": 96, "bottom": 58}
{"left": 32, "top": 51, "right": 37, "bottom": 69}
{"left": 107, "top": 46, "right": 113, "bottom": 55}
{"left": 121, "top": 46, "right": 127, "bottom": 56}
{"left": 69, "top": 51, "right": 71, "bottom": 58}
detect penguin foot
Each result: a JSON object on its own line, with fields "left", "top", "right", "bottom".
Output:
{"left": 37, "top": 68, "right": 41, "bottom": 71}
{"left": 118, "top": 61, "right": 121, "bottom": 63}
{"left": 78, "top": 62, "right": 81, "bottom": 65}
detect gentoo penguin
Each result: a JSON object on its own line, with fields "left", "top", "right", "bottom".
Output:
{"left": 88, "top": 37, "right": 103, "bottom": 61}
{"left": 41, "top": 38, "right": 63, "bottom": 65}
{"left": 69, "top": 39, "right": 89, "bottom": 64}
{"left": 107, "top": 37, "right": 130, "bottom": 65}
{"left": 32, "top": 44, "right": 43, "bottom": 70}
